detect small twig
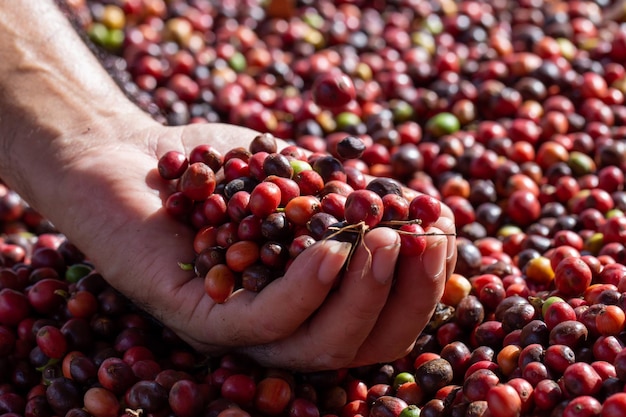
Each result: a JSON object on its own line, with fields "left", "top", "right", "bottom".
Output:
{"left": 395, "top": 230, "right": 458, "bottom": 237}
{"left": 379, "top": 219, "right": 422, "bottom": 227}
{"left": 125, "top": 409, "right": 143, "bottom": 417}
{"left": 323, "top": 221, "right": 368, "bottom": 269}
{"left": 321, "top": 220, "right": 456, "bottom": 275}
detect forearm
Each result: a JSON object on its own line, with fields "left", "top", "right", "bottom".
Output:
{"left": 0, "top": 0, "right": 150, "bottom": 207}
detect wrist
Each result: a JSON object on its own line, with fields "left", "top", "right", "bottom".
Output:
{"left": 0, "top": 0, "right": 154, "bottom": 208}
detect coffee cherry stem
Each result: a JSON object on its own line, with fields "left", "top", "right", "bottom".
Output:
{"left": 125, "top": 408, "right": 143, "bottom": 417}
{"left": 395, "top": 230, "right": 458, "bottom": 237}
{"left": 177, "top": 261, "right": 194, "bottom": 271}
{"left": 323, "top": 219, "right": 456, "bottom": 271}
{"left": 323, "top": 221, "right": 367, "bottom": 269}
{"left": 324, "top": 221, "right": 369, "bottom": 237}
{"left": 380, "top": 218, "right": 423, "bottom": 226}
{"left": 35, "top": 357, "right": 60, "bottom": 373}
{"left": 379, "top": 219, "right": 457, "bottom": 237}
{"left": 326, "top": 218, "right": 457, "bottom": 236}
{"left": 424, "top": 303, "right": 456, "bottom": 332}
{"left": 53, "top": 288, "right": 70, "bottom": 299}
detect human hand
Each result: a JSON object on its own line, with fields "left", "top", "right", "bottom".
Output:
{"left": 31, "top": 117, "right": 455, "bottom": 370}
{"left": 0, "top": 0, "right": 456, "bottom": 371}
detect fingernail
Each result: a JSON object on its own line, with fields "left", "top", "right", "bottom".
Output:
{"left": 436, "top": 217, "right": 456, "bottom": 262}
{"left": 423, "top": 236, "right": 446, "bottom": 278}
{"left": 447, "top": 234, "right": 456, "bottom": 262}
{"left": 372, "top": 243, "right": 400, "bottom": 284}
{"left": 318, "top": 240, "right": 352, "bottom": 284}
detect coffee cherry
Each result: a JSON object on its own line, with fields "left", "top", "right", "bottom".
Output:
{"left": 241, "top": 264, "right": 273, "bottom": 292}
{"left": 46, "top": 377, "right": 82, "bottom": 415}
{"left": 562, "top": 362, "right": 602, "bottom": 397}
{"left": 263, "top": 153, "right": 293, "bottom": 179}
{"left": 225, "top": 240, "right": 259, "bottom": 273}
{"left": 249, "top": 133, "right": 278, "bottom": 154}
{"left": 308, "top": 212, "right": 339, "bottom": 241}
{"left": 204, "top": 264, "right": 236, "bottom": 304}
{"left": 221, "top": 373, "right": 256, "bottom": 406}
{"left": 311, "top": 72, "right": 356, "bottom": 109}
{"left": 83, "top": 387, "right": 120, "bottom": 417}
{"left": 336, "top": 136, "right": 366, "bottom": 160}
{"left": 202, "top": 194, "right": 229, "bottom": 226}
{"left": 254, "top": 377, "right": 292, "bottom": 416}
{"left": 261, "top": 212, "right": 293, "bottom": 241}
{"left": 366, "top": 178, "right": 403, "bottom": 198}
{"left": 369, "top": 395, "right": 409, "bottom": 417}
{"left": 189, "top": 144, "right": 223, "bottom": 173}
{"left": 164, "top": 192, "right": 194, "bottom": 222}
{"left": 26, "top": 277, "right": 67, "bottom": 315}
{"left": 259, "top": 241, "right": 290, "bottom": 269}
{"left": 285, "top": 195, "right": 321, "bottom": 226}
{"left": 344, "top": 190, "right": 384, "bottom": 229}
{"left": 248, "top": 182, "right": 281, "bottom": 218}
{"left": 264, "top": 176, "right": 300, "bottom": 206}
{"left": 398, "top": 223, "right": 427, "bottom": 256}
{"left": 158, "top": 150, "right": 188, "bottom": 180}
{"left": 463, "top": 369, "right": 499, "bottom": 402}
{"left": 408, "top": 194, "right": 442, "bottom": 228}
{"left": 125, "top": 380, "right": 169, "bottom": 413}
{"left": 249, "top": 151, "right": 269, "bottom": 181}
{"left": 227, "top": 191, "right": 251, "bottom": 223}
{"left": 414, "top": 358, "right": 453, "bottom": 395}
{"left": 381, "top": 194, "right": 410, "bottom": 222}
{"left": 602, "top": 392, "right": 626, "bottom": 416}
{"left": 223, "top": 158, "right": 250, "bottom": 183}
{"left": 294, "top": 170, "right": 324, "bottom": 196}
{"left": 486, "top": 384, "right": 522, "bottom": 417}
{"left": 178, "top": 162, "right": 216, "bottom": 201}
{"left": 36, "top": 325, "right": 67, "bottom": 359}
{"left": 0, "top": 289, "right": 30, "bottom": 326}
{"left": 554, "top": 257, "right": 593, "bottom": 296}
{"left": 313, "top": 156, "right": 346, "bottom": 183}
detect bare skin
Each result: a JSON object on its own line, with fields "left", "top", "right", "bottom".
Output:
{"left": 0, "top": 0, "right": 457, "bottom": 370}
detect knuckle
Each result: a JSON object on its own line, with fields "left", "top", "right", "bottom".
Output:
{"left": 307, "top": 337, "right": 361, "bottom": 370}
{"left": 313, "top": 349, "right": 358, "bottom": 370}
{"left": 350, "top": 305, "right": 379, "bottom": 324}
{"left": 252, "top": 315, "right": 292, "bottom": 343}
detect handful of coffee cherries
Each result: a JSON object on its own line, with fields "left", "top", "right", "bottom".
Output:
{"left": 157, "top": 133, "right": 446, "bottom": 303}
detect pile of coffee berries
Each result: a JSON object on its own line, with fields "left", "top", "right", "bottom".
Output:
{"left": 0, "top": 0, "right": 624, "bottom": 416}
{"left": 0, "top": 201, "right": 217, "bottom": 417}
{"left": 157, "top": 132, "right": 444, "bottom": 303}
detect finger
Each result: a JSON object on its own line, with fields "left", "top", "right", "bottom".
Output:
{"left": 353, "top": 227, "right": 449, "bottom": 365}
{"left": 186, "top": 238, "right": 353, "bottom": 348}
{"left": 178, "top": 123, "right": 261, "bottom": 153}
{"left": 241, "top": 227, "right": 401, "bottom": 370}
{"left": 402, "top": 188, "right": 457, "bottom": 281}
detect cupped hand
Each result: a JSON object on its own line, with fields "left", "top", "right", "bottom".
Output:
{"left": 46, "top": 116, "right": 456, "bottom": 371}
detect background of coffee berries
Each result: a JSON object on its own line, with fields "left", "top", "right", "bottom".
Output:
{"left": 1, "top": 0, "right": 626, "bottom": 416}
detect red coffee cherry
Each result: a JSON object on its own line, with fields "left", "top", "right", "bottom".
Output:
{"left": 408, "top": 194, "right": 442, "bottom": 228}
{"left": 344, "top": 190, "right": 384, "bottom": 229}
{"left": 311, "top": 71, "right": 356, "bottom": 109}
